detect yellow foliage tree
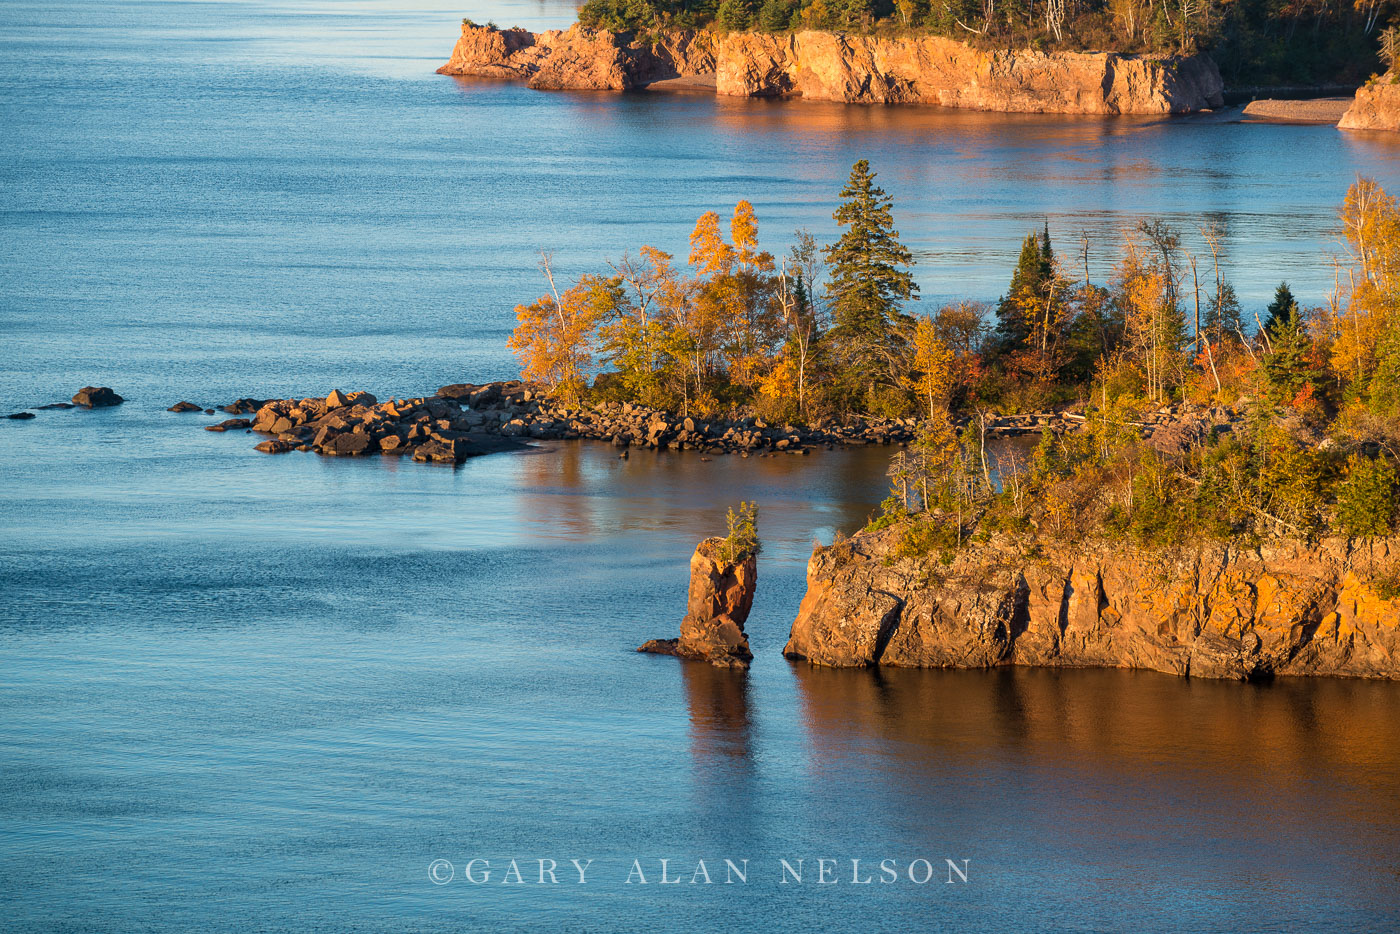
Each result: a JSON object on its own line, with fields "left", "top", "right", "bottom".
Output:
{"left": 1115, "top": 238, "right": 1185, "bottom": 404}
{"left": 1331, "top": 177, "right": 1400, "bottom": 406}
{"left": 687, "top": 202, "right": 780, "bottom": 397}
{"left": 507, "top": 261, "right": 613, "bottom": 404}
{"left": 907, "top": 315, "right": 954, "bottom": 419}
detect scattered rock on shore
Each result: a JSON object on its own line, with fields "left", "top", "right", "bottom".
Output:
{"left": 1241, "top": 97, "right": 1351, "bottom": 124}
{"left": 71, "top": 387, "right": 123, "bottom": 408}
{"left": 191, "top": 376, "right": 1260, "bottom": 470}
{"left": 205, "top": 418, "right": 251, "bottom": 432}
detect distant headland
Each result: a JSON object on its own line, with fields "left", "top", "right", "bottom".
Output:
{"left": 438, "top": 22, "right": 1226, "bottom": 115}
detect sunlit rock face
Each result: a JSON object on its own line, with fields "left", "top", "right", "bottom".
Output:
{"left": 436, "top": 24, "right": 714, "bottom": 91}
{"left": 785, "top": 526, "right": 1400, "bottom": 680}
{"left": 715, "top": 31, "right": 1223, "bottom": 114}
{"left": 1340, "top": 79, "right": 1400, "bottom": 131}
{"left": 438, "top": 24, "right": 1223, "bottom": 115}
{"left": 640, "top": 537, "right": 757, "bottom": 669}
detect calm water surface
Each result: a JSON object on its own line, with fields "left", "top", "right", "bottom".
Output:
{"left": 2, "top": 1, "right": 1399, "bottom": 931}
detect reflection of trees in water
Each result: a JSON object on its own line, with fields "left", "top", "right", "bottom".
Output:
{"left": 513, "top": 441, "right": 602, "bottom": 540}
{"left": 512, "top": 440, "right": 899, "bottom": 549}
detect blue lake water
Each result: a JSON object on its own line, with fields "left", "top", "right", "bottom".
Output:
{"left": 3, "top": 1, "right": 1400, "bottom": 930}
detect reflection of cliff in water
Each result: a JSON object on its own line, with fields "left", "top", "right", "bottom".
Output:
{"left": 682, "top": 660, "right": 754, "bottom": 765}
{"left": 790, "top": 665, "right": 1400, "bottom": 818}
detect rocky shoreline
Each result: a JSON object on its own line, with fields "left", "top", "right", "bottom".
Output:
{"left": 7, "top": 381, "right": 1255, "bottom": 463}
{"left": 215, "top": 383, "right": 1251, "bottom": 461}
{"left": 783, "top": 523, "right": 1400, "bottom": 681}
{"left": 10, "top": 382, "right": 1397, "bottom": 681}
{"left": 439, "top": 23, "right": 1225, "bottom": 115}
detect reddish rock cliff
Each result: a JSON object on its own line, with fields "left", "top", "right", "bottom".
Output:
{"left": 1339, "top": 78, "right": 1400, "bottom": 131}
{"left": 715, "top": 31, "right": 1222, "bottom": 113}
{"left": 437, "top": 23, "right": 714, "bottom": 91}
{"left": 785, "top": 525, "right": 1400, "bottom": 680}
{"left": 438, "top": 24, "right": 1223, "bottom": 114}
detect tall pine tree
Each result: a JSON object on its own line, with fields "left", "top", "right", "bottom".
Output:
{"left": 1264, "top": 282, "right": 1299, "bottom": 335}
{"left": 823, "top": 160, "right": 917, "bottom": 403}
{"left": 995, "top": 228, "right": 1054, "bottom": 352}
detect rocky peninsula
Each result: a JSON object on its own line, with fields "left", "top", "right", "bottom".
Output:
{"left": 170, "top": 380, "right": 1233, "bottom": 463}
{"left": 439, "top": 23, "right": 1225, "bottom": 114}
{"left": 783, "top": 523, "right": 1400, "bottom": 681}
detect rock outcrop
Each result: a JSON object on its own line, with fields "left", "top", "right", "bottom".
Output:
{"left": 640, "top": 537, "right": 758, "bottom": 668}
{"left": 71, "top": 386, "right": 123, "bottom": 408}
{"left": 1339, "top": 78, "right": 1400, "bottom": 131}
{"left": 785, "top": 524, "right": 1400, "bottom": 680}
{"left": 438, "top": 23, "right": 1223, "bottom": 114}
{"left": 437, "top": 23, "right": 714, "bottom": 91}
{"left": 714, "top": 31, "right": 1222, "bottom": 113}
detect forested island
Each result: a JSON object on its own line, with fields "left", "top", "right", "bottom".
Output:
{"left": 506, "top": 164, "right": 1400, "bottom": 678}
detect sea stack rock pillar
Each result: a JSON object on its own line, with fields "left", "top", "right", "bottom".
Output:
{"left": 639, "top": 536, "right": 757, "bottom": 669}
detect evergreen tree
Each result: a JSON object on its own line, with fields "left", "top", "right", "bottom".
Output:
{"left": 1262, "top": 313, "right": 1317, "bottom": 401}
{"left": 1038, "top": 220, "right": 1054, "bottom": 273}
{"left": 823, "top": 160, "right": 918, "bottom": 400}
{"left": 1204, "top": 281, "right": 1243, "bottom": 336}
{"left": 995, "top": 229, "right": 1054, "bottom": 352}
{"left": 1264, "top": 282, "right": 1299, "bottom": 335}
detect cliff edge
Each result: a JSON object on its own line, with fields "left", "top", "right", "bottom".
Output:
{"left": 1340, "top": 77, "right": 1400, "bottom": 130}
{"left": 784, "top": 524, "right": 1400, "bottom": 680}
{"left": 438, "top": 23, "right": 1223, "bottom": 114}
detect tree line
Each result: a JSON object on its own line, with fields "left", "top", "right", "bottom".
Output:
{"left": 577, "top": 0, "right": 1387, "bottom": 86}
{"left": 510, "top": 164, "right": 1400, "bottom": 544}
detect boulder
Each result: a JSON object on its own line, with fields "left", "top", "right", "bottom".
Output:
{"left": 71, "top": 386, "right": 123, "bottom": 408}
{"left": 221, "top": 398, "right": 267, "bottom": 414}
{"left": 167, "top": 401, "right": 203, "bottom": 412}
{"left": 412, "top": 438, "right": 473, "bottom": 464}
{"left": 325, "top": 389, "right": 377, "bottom": 410}
{"left": 205, "top": 418, "right": 251, "bottom": 432}
{"left": 325, "top": 431, "right": 373, "bottom": 456}
{"left": 254, "top": 439, "right": 296, "bottom": 454}
{"left": 6, "top": 412, "right": 36, "bottom": 420}
{"left": 639, "top": 537, "right": 757, "bottom": 669}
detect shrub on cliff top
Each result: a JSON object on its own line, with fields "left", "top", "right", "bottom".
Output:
{"left": 720, "top": 501, "right": 761, "bottom": 564}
